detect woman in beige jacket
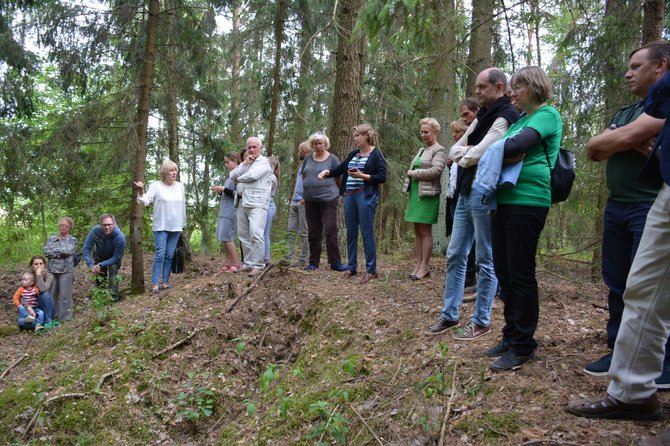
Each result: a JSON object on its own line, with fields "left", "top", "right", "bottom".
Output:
{"left": 403, "top": 118, "right": 448, "bottom": 280}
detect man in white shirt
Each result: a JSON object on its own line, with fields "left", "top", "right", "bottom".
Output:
{"left": 229, "top": 137, "right": 273, "bottom": 275}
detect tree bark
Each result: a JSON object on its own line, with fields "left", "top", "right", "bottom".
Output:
{"left": 464, "top": 0, "right": 493, "bottom": 95}
{"left": 164, "top": 0, "right": 179, "bottom": 178}
{"left": 130, "top": 0, "right": 160, "bottom": 293}
{"left": 643, "top": 0, "right": 664, "bottom": 44}
{"left": 229, "top": 0, "right": 243, "bottom": 144}
{"left": 426, "top": 0, "right": 458, "bottom": 251}
{"left": 330, "top": 0, "right": 365, "bottom": 160}
{"left": 266, "top": 0, "right": 286, "bottom": 156}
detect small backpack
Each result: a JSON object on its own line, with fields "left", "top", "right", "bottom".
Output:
{"left": 542, "top": 141, "right": 575, "bottom": 204}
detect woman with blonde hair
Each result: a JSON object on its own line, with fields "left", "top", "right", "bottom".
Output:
{"left": 485, "top": 66, "right": 562, "bottom": 371}
{"left": 403, "top": 118, "right": 448, "bottom": 280}
{"left": 133, "top": 159, "right": 186, "bottom": 293}
{"left": 319, "top": 124, "right": 387, "bottom": 283}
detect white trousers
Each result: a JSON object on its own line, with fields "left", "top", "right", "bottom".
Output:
{"left": 237, "top": 205, "right": 267, "bottom": 269}
{"left": 608, "top": 183, "right": 670, "bottom": 402}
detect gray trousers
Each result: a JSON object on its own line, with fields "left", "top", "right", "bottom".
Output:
{"left": 608, "top": 183, "right": 670, "bottom": 402}
{"left": 50, "top": 272, "right": 74, "bottom": 321}
{"left": 284, "top": 200, "right": 309, "bottom": 263}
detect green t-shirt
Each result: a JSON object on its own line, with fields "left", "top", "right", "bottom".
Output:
{"left": 497, "top": 105, "right": 562, "bottom": 208}
{"left": 605, "top": 101, "right": 659, "bottom": 203}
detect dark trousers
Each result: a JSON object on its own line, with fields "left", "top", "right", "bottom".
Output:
{"left": 304, "top": 198, "right": 342, "bottom": 267}
{"left": 492, "top": 204, "right": 548, "bottom": 356}
{"left": 95, "top": 256, "right": 120, "bottom": 301}
{"left": 601, "top": 199, "right": 670, "bottom": 360}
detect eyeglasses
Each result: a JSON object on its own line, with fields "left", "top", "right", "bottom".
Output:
{"left": 511, "top": 84, "right": 527, "bottom": 92}
{"left": 101, "top": 224, "right": 114, "bottom": 227}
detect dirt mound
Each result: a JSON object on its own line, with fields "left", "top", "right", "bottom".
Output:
{"left": 0, "top": 255, "right": 665, "bottom": 445}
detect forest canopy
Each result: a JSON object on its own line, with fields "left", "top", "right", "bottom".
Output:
{"left": 0, "top": 0, "right": 667, "bottom": 284}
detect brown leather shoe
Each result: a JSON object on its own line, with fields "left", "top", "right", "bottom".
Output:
{"left": 342, "top": 270, "right": 357, "bottom": 278}
{"left": 566, "top": 393, "right": 662, "bottom": 420}
{"left": 359, "top": 272, "right": 379, "bottom": 284}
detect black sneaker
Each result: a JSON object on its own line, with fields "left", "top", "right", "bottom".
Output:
{"left": 484, "top": 341, "right": 509, "bottom": 357}
{"left": 490, "top": 350, "right": 535, "bottom": 371}
{"left": 424, "top": 318, "right": 459, "bottom": 335}
{"left": 656, "top": 362, "right": 670, "bottom": 390}
{"left": 583, "top": 352, "right": 612, "bottom": 377}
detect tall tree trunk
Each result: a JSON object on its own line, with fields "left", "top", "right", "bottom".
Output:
{"left": 164, "top": 0, "right": 179, "bottom": 178}
{"left": 330, "top": 0, "right": 365, "bottom": 160}
{"left": 643, "top": 0, "right": 664, "bottom": 44}
{"left": 464, "top": 0, "right": 493, "bottom": 95}
{"left": 426, "top": 0, "right": 458, "bottom": 252}
{"left": 288, "top": 2, "right": 313, "bottom": 197}
{"left": 130, "top": 0, "right": 160, "bottom": 293}
{"left": 267, "top": 0, "right": 286, "bottom": 156}
{"left": 229, "top": 0, "right": 242, "bottom": 144}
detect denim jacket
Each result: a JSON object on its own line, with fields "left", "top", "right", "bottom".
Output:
{"left": 471, "top": 138, "right": 522, "bottom": 212}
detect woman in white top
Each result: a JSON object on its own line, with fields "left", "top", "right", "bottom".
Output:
{"left": 133, "top": 159, "right": 186, "bottom": 294}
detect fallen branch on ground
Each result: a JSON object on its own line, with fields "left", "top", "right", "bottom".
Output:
{"left": 24, "top": 393, "right": 88, "bottom": 440}
{"left": 226, "top": 264, "right": 275, "bottom": 313}
{"left": 152, "top": 328, "right": 203, "bottom": 359}
{"left": 438, "top": 363, "right": 459, "bottom": 446}
{"left": 0, "top": 353, "right": 28, "bottom": 380}
{"left": 95, "top": 368, "right": 122, "bottom": 392}
{"left": 349, "top": 404, "right": 384, "bottom": 446}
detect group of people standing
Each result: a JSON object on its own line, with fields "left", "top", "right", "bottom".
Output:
{"left": 214, "top": 126, "right": 387, "bottom": 284}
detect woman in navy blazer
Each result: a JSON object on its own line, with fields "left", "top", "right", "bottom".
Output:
{"left": 318, "top": 124, "right": 387, "bottom": 283}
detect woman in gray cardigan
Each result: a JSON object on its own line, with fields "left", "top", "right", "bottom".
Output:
{"left": 403, "top": 118, "right": 448, "bottom": 280}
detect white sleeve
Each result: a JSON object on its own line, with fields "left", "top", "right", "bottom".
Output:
{"left": 137, "top": 181, "right": 158, "bottom": 206}
{"left": 458, "top": 118, "right": 510, "bottom": 168}
{"left": 449, "top": 120, "right": 476, "bottom": 161}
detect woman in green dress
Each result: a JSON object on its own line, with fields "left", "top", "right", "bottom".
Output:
{"left": 403, "top": 118, "right": 449, "bottom": 280}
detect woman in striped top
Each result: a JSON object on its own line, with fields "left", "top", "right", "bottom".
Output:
{"left": 318, "top": 124, "right": 387, "bottom": 283}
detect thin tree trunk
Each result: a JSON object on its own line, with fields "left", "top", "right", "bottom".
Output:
{"left": 464, "top": 0, "right": 493, "bottom": 95}
{"left": 164, "top": 0, "right": 179, "bottom": 178}
{"left": 643, "top": 0, "right": 664, "bottom": 44}
{"left": 330, "top": 0, "right": 365, "bottom": 160}
{"left": 229, "top": 0, "right": 242, "bottom": 144}
{"left": 130, "top": 0, "right": 160, "bottom": 294}
{"left": 267, "top": 0, "right": 286, "bottom": 156}
{"left": 427, "top": 0, "right": 458, "bottom": 251}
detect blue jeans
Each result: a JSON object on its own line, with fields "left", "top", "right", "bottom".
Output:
{"left": 264, "top": 200, "right": 276, "bottom": 261}
{"left": 18, "top": 306, "right": 45, "bottom": 330}
{"left": 152, "top": 231, "right": 181, "bottom": 286}
{"left": 441, "top": 190, "right": 497, "bottom": 327}
{"left": 38, "top": 291, "right": 55, "bottom": 323}
{"left": 343, "top": 192, "right": 378, "bottom": 273}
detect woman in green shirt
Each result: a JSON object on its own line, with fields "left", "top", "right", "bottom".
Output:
{"left": 484, "top": 66, "right": 562, "bottom": 371}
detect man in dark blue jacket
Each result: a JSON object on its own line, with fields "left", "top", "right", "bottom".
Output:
{"left": 83, "top": 214, "right": 126, "bottom": 301}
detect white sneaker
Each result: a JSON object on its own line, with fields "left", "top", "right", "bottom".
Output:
{"left": 25, "top": 315, "right": 35, "bottom": 323}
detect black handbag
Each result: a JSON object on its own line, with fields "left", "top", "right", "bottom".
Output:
{"left": 171, "top": 233, "right": 186, "bottom": 274}
{"left": 542, "top": 140, "right": 575, "bottom": 204}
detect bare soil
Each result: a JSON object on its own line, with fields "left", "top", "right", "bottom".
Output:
{"left": 0, "top": 254, "right": 666, "bottom": 445}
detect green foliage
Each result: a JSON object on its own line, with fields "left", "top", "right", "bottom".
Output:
{"left": 305, "top": 400, "right": 351, "bottom": 444}
{"left": 173, "top": 372, "right": 217, "bottom": 422}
